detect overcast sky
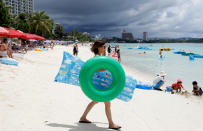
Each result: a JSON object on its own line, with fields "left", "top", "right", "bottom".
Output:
{"left": 35, "top": 0, "right": 203, "bottom": 38}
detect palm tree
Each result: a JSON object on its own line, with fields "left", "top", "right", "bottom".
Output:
{"left": 31, "top": 11, "right": 54, "bottom": 37}
{"left": 13, "top": 13, "right": 32, "bottom": 33}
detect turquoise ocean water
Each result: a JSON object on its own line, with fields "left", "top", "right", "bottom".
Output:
{"left": 113, "top": 43, "right": 203, "bottom": 91}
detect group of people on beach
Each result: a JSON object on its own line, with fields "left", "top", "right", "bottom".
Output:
{"left": 72, "top": 42, "right": 121, "bottom": 63}
{"left": 152, "top": 72, "right": 202, "bottom": 96}
{"left": 0, "top": 37, "right": 55, "bottom": 58}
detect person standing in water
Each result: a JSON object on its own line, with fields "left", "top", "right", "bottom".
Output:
{"left": 79, "top": 40, "right": 121, "bottom": 130}
{"left": 159, "top": 49, "right": 163, "bottom": 59}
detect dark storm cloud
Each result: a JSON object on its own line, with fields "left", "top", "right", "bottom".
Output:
{"left": 35, "top": 0, "right": 203, "bottom": 38}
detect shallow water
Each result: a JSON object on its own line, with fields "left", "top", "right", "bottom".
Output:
{"left": 111, "top": 43, "right": 203, "bottom": 91}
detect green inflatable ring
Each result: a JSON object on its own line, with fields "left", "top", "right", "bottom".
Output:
{"left": 79, "top": 56, "right": 126, "bottom": 102}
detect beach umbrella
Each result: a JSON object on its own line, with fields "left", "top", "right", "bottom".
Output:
{"left": 0, "top": 27, "right": 24, "bottom": 38}
{"left": 0, "top": 26, "right": 9, "bottom": 36}
{"left": 21, "top": 33, "right": 35, "bottom": 39}
{"left": 0, "top": 26, "right": 45, "bottom": 40}
{"left": 33, "top": 35, "right": 45, "bottom": 40}
{"left": 20, "top": 33, "right": 45, "bottom": 40}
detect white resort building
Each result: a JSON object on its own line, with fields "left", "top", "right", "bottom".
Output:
{"left": 3, "top": 0, "right": 34, "bottom": 15}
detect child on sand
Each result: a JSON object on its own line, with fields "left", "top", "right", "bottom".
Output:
{"left": 79, "top": 40, "right": 121, "bottom": 130}
{"left": 192, "top": 81, "right": 202, "bottom": 96}
{"left": 171, "top": 79, "right": 184, "bottom": 94}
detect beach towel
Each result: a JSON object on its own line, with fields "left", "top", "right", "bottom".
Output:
{"left": 55, "top": 52, "right": 137, "bottom": 102}
{"left": 0, "top": 58, "right": 19, "bottom": 66}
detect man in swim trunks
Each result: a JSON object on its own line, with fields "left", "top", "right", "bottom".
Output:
{"left": 0, "top": 38, "right": 13, "bottom": 58}
{"left": 171, "top": 79, "right": 184, "bottom": 94}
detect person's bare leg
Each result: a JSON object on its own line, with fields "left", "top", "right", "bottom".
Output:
{"left": 104, "top": 102, "right": 121, "bottom": 129}
{"left": 80, "top": 101, "right": 98, "bottom": 122}
{"left": 7, "top": 50, "right": 13, "bottom": 58}
{"left": 118, "top": 58, "right": 121, "bottom": 63}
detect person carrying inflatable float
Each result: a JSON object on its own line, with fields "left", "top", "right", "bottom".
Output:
{"left": 77, "top": 41, "right": 122, "bottom": 129}
{"left": 55, "top": 41, "right": 138, "bottom": 130}
{"left": 54, "top": 41, "right": 155, "bottom": 129}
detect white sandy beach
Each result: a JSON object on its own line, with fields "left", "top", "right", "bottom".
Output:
{"left": 0, "top": 45, "right": 203, "bottom": 131}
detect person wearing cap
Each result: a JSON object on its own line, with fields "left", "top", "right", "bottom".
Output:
{"left": 192, "top": 81, "right": 202, "bottom": 96}
{"left": 171, "top": 79, "right": 184, "bottom": 94}
{"left": 152, "top": 71, "right": 166, "bottom": 91}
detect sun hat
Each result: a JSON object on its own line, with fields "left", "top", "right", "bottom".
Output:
{"left": 159, "top": 71, "right": 167, "bottom": 76}
{"left": 177, "top": 79, "right": 182, "bottom": 83}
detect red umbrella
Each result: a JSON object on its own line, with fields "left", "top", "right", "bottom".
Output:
{"left": 21, "top": 33, "right": 35, "bottom": 39}
{"left": 35, "top": 35, "right": 45, "bottom": 40}
{"left": 0, "top": 26, "right": 46, "bottom": 40}
{"left": 0, "top": 27, "right": 24, "bottom": 38}
{"left": 0, "top": 26, "right": 9, "bottom": 36}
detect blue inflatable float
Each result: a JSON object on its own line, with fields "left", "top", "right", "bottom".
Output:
{"left": 173, "top": 51, "right": 186, "bottom": 55}
{"left": 193, "top": 54, "right": 203, "bottom": 58}
{"left": 128, "top": 48, "right": 133, "bottom": 50}
{"left": 137, "top": 46, "right": 152, "bottom": 50}
{"left": 55, "top": 52, "right": 153, "bottom": 102}
{"left": 189, "top": 55, "right": 195, "bottom": 61}
{"left": 42, "top": 48, "right": 48, "bottom": 51}
{"left": 174, "top": 51, "right": 203, "bottom": 59}
{"left": 0, "top": 58, "right": 19, "bottom": 66}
